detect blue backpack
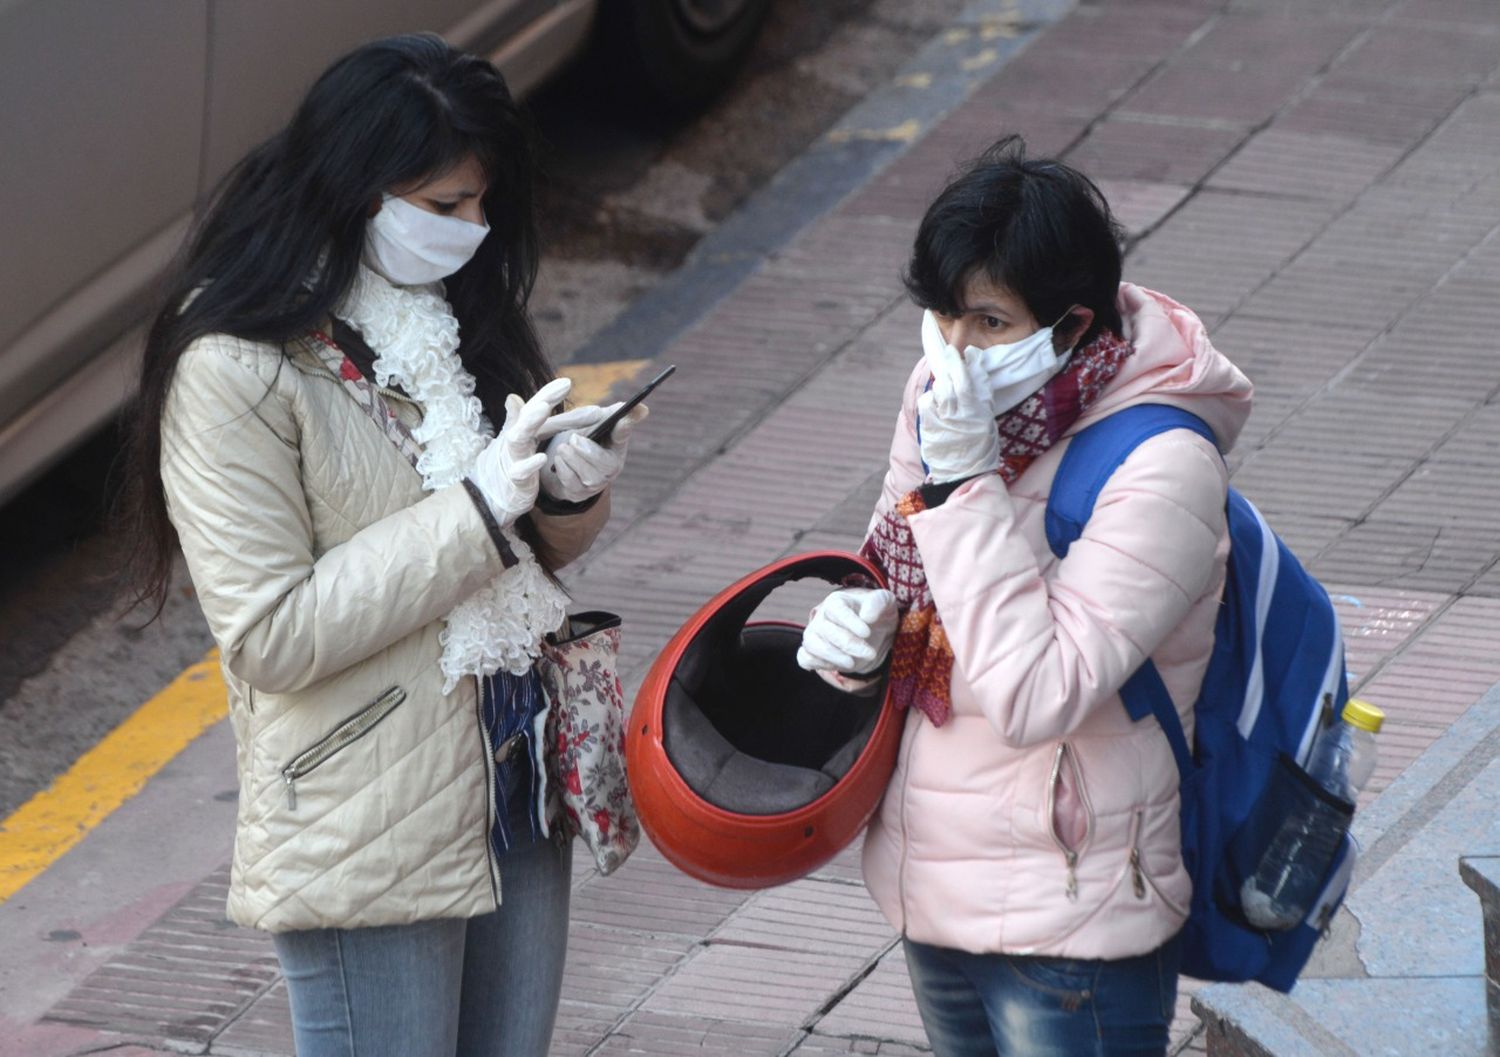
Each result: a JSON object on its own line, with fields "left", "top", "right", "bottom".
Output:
{"left": 1045, "top": 403, "right": 1356, "bottom": 993}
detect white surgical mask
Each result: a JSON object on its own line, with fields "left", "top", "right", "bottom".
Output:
{"left": 920, "top": 308, "right": 1076, "bottom": 415}
{"left": 364, "top": 194, "right": 490, "bottom": 286}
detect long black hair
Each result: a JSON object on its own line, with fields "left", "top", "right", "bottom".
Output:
{"left": 904, "top": 134, "right": 1124, "bottom": 344}
{"left": 121, "top": 33, "right": 552, "bottom": 617}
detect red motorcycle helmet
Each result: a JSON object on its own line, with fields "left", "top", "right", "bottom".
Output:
{"left": 627, "top": 551, "right": 902, "bottom": 889}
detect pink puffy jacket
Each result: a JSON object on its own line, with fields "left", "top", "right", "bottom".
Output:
{"left": 860, "top": 284, "right": 1253, "bottom": 960}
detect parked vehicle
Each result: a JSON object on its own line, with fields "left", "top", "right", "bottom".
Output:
{"left": 0, "top": 0, "right": 767, "bottom": 504}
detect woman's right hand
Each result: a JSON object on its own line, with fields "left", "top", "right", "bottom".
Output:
{"left": 917, "top": 339, "right": 1002, "bottom": 484}
{"left": 471, "top": 377, "right": 572, "bottom": 526}
{"left": 797, "top": 587, "right": 899, "bottom": 674}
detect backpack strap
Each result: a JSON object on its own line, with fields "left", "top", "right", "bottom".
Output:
{"left": 1044, "top": 404, "right": 1219, "bottom": 780}
{"left": 1118, "top": 659, "right": 1194, "bottom": 778}
{"left": 1045, "top": 404, "right": 1218, "bottom": 560}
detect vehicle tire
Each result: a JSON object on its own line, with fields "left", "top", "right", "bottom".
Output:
{"left": 600, "top": 0, "right": 771, "bottom": 112}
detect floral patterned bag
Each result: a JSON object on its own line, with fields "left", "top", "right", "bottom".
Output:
{"left": 537, "top": 611, "right": 640, "bottom": 875}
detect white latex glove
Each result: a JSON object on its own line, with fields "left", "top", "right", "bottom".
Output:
{"left": 471, "top": 377, "right": 572, "bottom": 526}
{"left": 796, "top": 587, "right": 899, "bottom": 675}
{"left": 916, "top": 339, "right": 1002, "bottom": 484}
{"left": 539, "top": 401, "right": 650, "bottom": 504}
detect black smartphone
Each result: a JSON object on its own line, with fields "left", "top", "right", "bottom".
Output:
{"left": 587, "top": 364, "right": 675, "bottom": 445}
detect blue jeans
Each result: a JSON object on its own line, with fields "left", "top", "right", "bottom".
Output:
{"left": 903, "top": 932, "right": 1182, "bottom": 1057}
{"left": 272, "top": 818, "right": 572, "bottom": 1057}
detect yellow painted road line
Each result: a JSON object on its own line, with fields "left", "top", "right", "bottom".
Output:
{"left": 827, "top": 119, "right": 923, "bottom": 146}
{"left": 961, "top": 48, "right": 1000, "bottom": 71}
{"left": 564, "top": 359, "right": 653, "bottom": 406}
{"left": 0, "top": 649, "right": 226, "bottom": 904}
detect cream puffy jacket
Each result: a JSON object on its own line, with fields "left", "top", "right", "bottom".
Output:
{"left": 861, "top": 284, "right": 1253, "bottom": 960}
{"left": 160, "top": 331, "right": 607, "bottom": 932}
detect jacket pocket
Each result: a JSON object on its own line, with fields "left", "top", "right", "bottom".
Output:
{"left": 1047, "top": 742, "right": 1095, "bottom": 903}
{"left": 281, "top": 686, "right": 406, "bottom": 810}
{"left": 1128, "top": 809, "right": 1189, "bottom": 918}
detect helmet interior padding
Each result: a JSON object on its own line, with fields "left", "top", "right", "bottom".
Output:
{"left": 663, "top": 624, "right": 884, "bottom": 815}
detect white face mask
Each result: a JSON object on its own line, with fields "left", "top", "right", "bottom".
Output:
{"left": 364, "top": 194, "right": 490, "bottom": 286}
{"left": 921, "top": 308, "right": 1076, "bottom": 415}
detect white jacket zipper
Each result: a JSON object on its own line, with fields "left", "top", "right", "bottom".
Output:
{"left": 281, "top": 687, "right": 406, "bottom": 809}
{"left": 1046, "top": 742, "right": 1094, "bottom": 903}
{"left": 1129, "top": 810, "right": 1147, "bottom": 899}
{"left": 1127, "top": 808, "right": 1187, "bottom": 915}
{"left": 896, "top": 715, "right": 921, "bottom": 934}
{"left": 474, "top": 675, "right": 502, "bottom": 906}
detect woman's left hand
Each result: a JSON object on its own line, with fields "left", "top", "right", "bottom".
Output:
{"left": 917, "top": 340, "right": 1001, "bottom": 484}
{"left": 538, "top": 400, "right": 649, "bottom": 503}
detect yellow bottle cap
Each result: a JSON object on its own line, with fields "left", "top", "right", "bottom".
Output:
{"left": 1343, "top": 698, "right": 1384, "bottom": 734}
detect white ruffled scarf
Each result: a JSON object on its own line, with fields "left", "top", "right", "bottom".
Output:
{"left": 338, "top": 265, "right": 569, "bottom": 692}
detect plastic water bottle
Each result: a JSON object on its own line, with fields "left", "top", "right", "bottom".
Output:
{"left": 1240, "top": 699, "right": 1384, "bottom": 930}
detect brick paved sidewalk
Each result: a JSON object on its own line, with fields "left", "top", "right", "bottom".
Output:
{"left": 20, "top": 0, "right": 1500, "bottom": 1054}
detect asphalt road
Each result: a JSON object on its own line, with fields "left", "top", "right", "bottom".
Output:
{"left": 0, "top": 0, "right": 970, "bottom": 818}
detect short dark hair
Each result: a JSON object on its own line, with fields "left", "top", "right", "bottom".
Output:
{"left": 903, "top": 135, "right": 1124, "bottom": 342}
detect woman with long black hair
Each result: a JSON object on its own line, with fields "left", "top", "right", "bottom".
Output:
{"left": 121, "top": 34, "right": 645, "bottom": 1057}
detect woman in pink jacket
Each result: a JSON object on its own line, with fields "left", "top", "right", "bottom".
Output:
{"left": 796, "top": 137, "right": 1252, "bottom": 1056}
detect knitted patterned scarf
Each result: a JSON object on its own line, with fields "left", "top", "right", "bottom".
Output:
{"left": 861, "top": 330, "right": 1134, "bottom": 726}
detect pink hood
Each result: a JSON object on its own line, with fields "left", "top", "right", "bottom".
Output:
{"left": 1078, "top": 283, "right": 1252, "bottom": 449}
